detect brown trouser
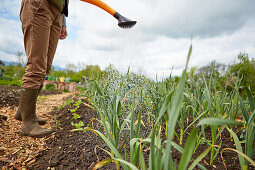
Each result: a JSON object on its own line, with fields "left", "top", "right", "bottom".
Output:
{"left": 20, "top": 0, "right": 62, "bottom": 89}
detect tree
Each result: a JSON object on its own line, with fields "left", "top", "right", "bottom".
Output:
{"left": 0, "top": 60, "right": 4, "bottom": 77}
{"left": 0, "top": 60, "right": 5, "bottom": 66}
{"left": 196, "top": 61, "right": 227, "bottom": 79}
{"left": 80, "top": 65, "right": 101, "bottom": 80}
{"left": 192, "top": 61, "right": 228, "bottom": 88}
{"left": 228, "top": 52, "right": 255, "bottom": 94}
{"left": 16, "top": 51, "right": 25, "bottom": 77}
{"left": 65, "top": 63, "right": 77, "bottom": 72}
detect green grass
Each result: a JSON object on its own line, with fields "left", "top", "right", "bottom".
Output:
{"left": 0, "top": 77, "right": 22, "bottom": 86}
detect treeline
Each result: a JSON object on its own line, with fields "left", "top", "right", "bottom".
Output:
{"left": 0, "top": 62, "right": 102, "bottom": 85}
{"left": 49, "top": 64, "right": 102, "bottom": 82}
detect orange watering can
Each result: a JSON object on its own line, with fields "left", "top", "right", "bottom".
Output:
{"left": 80, "top": 0, "right": 137, "bottom": 28}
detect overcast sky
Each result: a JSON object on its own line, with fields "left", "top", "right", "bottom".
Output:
{"left": 0, "top": 0, "right": 255, "bottom": 79}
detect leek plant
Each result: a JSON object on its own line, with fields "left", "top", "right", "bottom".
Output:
{"left": 179, "top": 66, "right": 244, "bottom": 166}
{"left": 187, "top": 73, "right": 237, "bottom": 165}
{"left": 80, "top": 74, "right": 147, "bottom": 169}
{"left": 146, "top": 44, "right": 244, "bottom": 170}
{"left": 236, "top": 87, "right": 255, "bottom": 169}
{"left": 83, "top": 80, "right": 133, "bottom": 169}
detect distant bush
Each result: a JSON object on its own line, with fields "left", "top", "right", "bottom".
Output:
{"left": 0, "top": 77, "right": 22, "bottom": 86}
{"left": 45, "top": 83, "right": 55, "bottom": 91}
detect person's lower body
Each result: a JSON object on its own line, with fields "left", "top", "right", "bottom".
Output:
{"left": 17, "top": 0, "right": 62, "bottom": 137}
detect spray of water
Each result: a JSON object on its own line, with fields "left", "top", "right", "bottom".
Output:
{"left": 102, "top": 26, "right": 155, "bottom": 101}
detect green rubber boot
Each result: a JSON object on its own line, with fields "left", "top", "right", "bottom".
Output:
{"left": 19, "top": 88, "right": 52, "bottom": 138}
{"left": 15, "top": 85, "right": 47, "bottom": 125}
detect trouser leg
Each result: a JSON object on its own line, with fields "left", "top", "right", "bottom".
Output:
{"left": 20, "top": 0, "right": 62, "bottom": 89}
{"left": 46, "top": 16, "right": 62, "bottom": 75}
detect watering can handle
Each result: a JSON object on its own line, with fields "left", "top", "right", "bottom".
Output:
{"left": 80, "top": 0, "right": 116, "bottom": 16}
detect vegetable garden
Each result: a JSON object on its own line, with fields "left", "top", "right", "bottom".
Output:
{"left": 1, "top": 45, "right": 255, "bottom": 169}
{"left": 71, "top": 45, "right": 255, "bottom": 169}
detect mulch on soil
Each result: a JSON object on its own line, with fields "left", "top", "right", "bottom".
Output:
{"left": 0, "top": 106, "right": 52, "bottom": 170}
{"left": 0, "top": 85, "right": 71, "bottom": 169}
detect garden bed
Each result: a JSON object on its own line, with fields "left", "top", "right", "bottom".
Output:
{"left": 29, "top": 98, "right": 250, "bottom": 170}
{"left": 0, "top": 85, "right": 254, "bottom": 169}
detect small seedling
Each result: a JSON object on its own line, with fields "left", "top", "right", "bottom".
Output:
{"left": 70, "top": 106, "right": 79, "bottom": 113}
{"left": 58, "top": 104, "right": 64, "bottom": 110}
{"left": 53, "top": 116, "right": 60, "bottom": 128}
{"left": 73, "top": 113, "right": 81, "bottom": 120}
{"left": 73, "top": 100, "right": 82, "bottom": 107}
{"left": 71, "top": 121, "right": 84, "bottom": 129}
{"left": 65, "top": 99, "right": 74, "bottom": 106}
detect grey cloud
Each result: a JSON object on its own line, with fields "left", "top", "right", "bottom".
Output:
{"left": 142, "top": 0, "right": 255, "bottom": 38}
{"left": 0, "top": 17, "right": 23, "bottom": 59}
{"left": 0, "top": 41, "right": 22, "bottom": 55}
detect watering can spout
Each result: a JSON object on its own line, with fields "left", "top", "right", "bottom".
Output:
{"left": 114, "top": 12, "right": 137, "bottom": 29}
{"left": 80, "top": 0, "right": 137, "bottom": 29}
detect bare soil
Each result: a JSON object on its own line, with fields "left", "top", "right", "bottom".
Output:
{"left": 0, "top": 85, "right": 62, "bottom": 108}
